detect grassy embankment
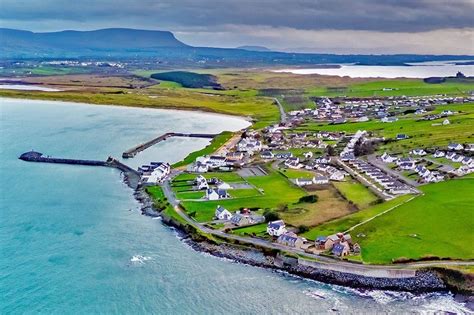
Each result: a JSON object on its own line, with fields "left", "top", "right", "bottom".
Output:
{"left": 146, "top": 186, "right": 187, "bottom": 225}
{"left": 172, "top": 131, "right": 233, "bottom": 168}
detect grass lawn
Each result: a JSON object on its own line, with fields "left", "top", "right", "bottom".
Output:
{"left": 231, "top": 223, "right": 268, "bottom": 237}
{"left": 172, "top": 131, "right": 233, "bottom": 168}
{"left": 306, "top": 79, "right": 474, "bottom": 98}
{"left": 333, "top": 180, "right": 380, "bottom": 209}
{"left": 181, "top": 168, "right": 306, "bottom": 222}
{"left": 280, "top": 168, "right": 316, "bottom": 179}
{"left": 352, "top": 179, "right": 474, "bottom": 264}
{"left": 301, "top": 194, "right": 414, "bottom": 240}
{"left": 176, "top": 191, "right": 205, "bottom": 200}
{"left": 281, "top": 186, "right": 354, "bottom": 227}
{"left": 173, "top": 171, "right": 244, "bottom": 183}
{"left": 146, "top": 186, "right": 188, "bottom": 225}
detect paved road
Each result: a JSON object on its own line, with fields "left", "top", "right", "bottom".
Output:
{"left": 367, "top": 154, "right": 421, "bottom": 189}
{"left": 161, "top": 178, "right": 473, "bottom": 274}
{"left": 273, "top": 97, "right": 287, "bottom": 123}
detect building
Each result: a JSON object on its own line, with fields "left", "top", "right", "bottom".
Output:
{"left": 295, "top": 178, "right": 313, "bottom": 187}
{"left": 206, "top": 188, "right": 229, "bottom": 201}
{"left": 267, "top": 220, "right": 287, "bottom": 237}
{"left": 215, "top": 206, "right": 233, "bottom": 220}
{"left": 381, "top": 152, "right": 397, "bottom": 163}
{"left": 276, "top": 232, "right": 304, "bottom": 249}
{"left": 332, "top": 242, "right": 350, "bottom": 257}
{"left": 313, "top": 175, "right": 329, "bottom": 185}
{"left": 448, "top": 143, "right": 464, "bottom": 151}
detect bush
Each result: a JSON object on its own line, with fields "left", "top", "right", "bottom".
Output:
{"left": 263, "top": 209, "right": 280, "bottom": 222}
{"left": 298, "top": 225, "right": 309, "bottom": 233}
{"left": 298, "top": 195, "right": 318, "bottom": 203}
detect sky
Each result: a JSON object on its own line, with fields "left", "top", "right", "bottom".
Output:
{"left": 1, "top": 0, "right": 473, "bottom": 54}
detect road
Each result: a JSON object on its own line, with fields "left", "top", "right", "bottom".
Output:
{"left": 367, "top": 154, "right": 421, "bottom": 189}
{"left": 335, "top": 158, "right": 394, "bottom": 200}
{"left": 273, "top": 97, "right": 287, "bottom": 123}
{"left": 160, "top": 179, "right": 473, "bottom": 275}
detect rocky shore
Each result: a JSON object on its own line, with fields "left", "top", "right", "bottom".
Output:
{"left": 132, "top": 185, "right": 468, "bottom": 297}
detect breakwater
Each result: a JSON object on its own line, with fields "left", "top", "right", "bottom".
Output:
{"left": 19, "top": 151, "right": 140, "bottom": 189}
{"left": 122, "top": 132, "right": 218, "bottom": 158}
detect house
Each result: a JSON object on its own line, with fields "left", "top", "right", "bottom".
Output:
{"left": 313, "top": 175, "right": 329, "bottom": 185}
{"left": 411, "top": 149, "right": 427, "bottom": 156}
{"left": 443, "top": 119, "right": 450, "bottom": 125}
{"left": 230, "top": 213, "right": 253, "bottom": 226}
{"left": 462, "top": 157, "right": 473, "bottom": 165}
{"left": 217, "top": 182, "right": 232, "bottom": 190}
{"left": 215, "top": 205, "right": 233, "bottom": 221}
{"left": 448, "top": 143, "right": 464, "bottom": 151}
{"left": 332, "top": 242, "right": 350, "bottom": 257}
{"left": 303, "top": 152, "right": 313, "bottom": 159}
{"left": 260, "top": 150, "right": 274, "bottom": 159}
{"left": 396, "top": 134, "right": 409, "bottom": 140}
{"left": 295, "top": 178, "right": 313, "bottom": 187}
{"left": 329, "top": 171, "right": 345, "bottom": 181}
{"left": 195, "top": 175, "right": 209, "bottom": 190}
{"left": 433, "top": 150, "right": 445, "bottom": 158}
{"left": 208, "top": 155, "right": 228, "bottom": 167}
{"left": 275, "top": 152, "right": 293, "bottom": 159}
{"left": 315, "top": 236, "right": 327, "bottom": 250}
{"left": 267, "top": 220, "right": 287, "bottom": 237}
{"left": 276, "top": 232, "right": 304, "bottom": 249}
{"left": 323, "top": 234, "right": 341, "bottom": 250}
{"left": 285, "top": 157, "right": 302, "bottom": 169}
{"left": 452, "top": 154, "right": 464, "bottom": 163}
{"left": 357, "top": 116, "right": 369, "bottom": 122}
{"left": 381, "top": 116, "right": 398, "bottom": 123}
{"left": 141, "top": 162, "right": 170, "bottom": 184}
{"left": 381, "top": 152, "right": 397, "bottom": 163}
{"left": 193, "top": 161, "right": 209, "bottom": 173}
{"left": 206, "top": 188, "right": 229, "bottom": 201}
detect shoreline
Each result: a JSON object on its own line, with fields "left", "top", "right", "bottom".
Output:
{"left": 133, "top": 187, "right": 467, "bottom": 296}
{"left": 0, "top": 95, "right": 256, "bottom": 124}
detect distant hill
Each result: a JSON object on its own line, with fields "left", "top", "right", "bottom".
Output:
{"left": 1, "top": 28, "right": 473, "bottom": 68}
{"left": 237, "top": 45, "right": 272, "bottom": 52}
{"left": 0, "top": 28, "right": 188, "bottom": 57}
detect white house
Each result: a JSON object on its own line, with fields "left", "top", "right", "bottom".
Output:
{"left": 303, "top": 152, "right": 313, "bottom": 159}
{"left": 381, "top": 152, "right": 398, "bottom": 163}
{"left": 217, "top": 182, "right": 232, "bottom": 190}
{"left": 314, "top": 175, "right": 329, "bottom": 185}
{"left": 267, "top": 220, "right": 287, "bottom": 237}
{"left": 206, "top": 188, "right": 229, "bottom": 201}
{"left": 215, "top": 206, "right": 233, "bottom": 220}
{"left": 433, "top": 150, "right": 445, "bottom": 158}
{"left": 329, "top": 171, "right": 345, "bottom": 181}
{"left": 448, "top": 143, "right": 464, "bottom": 151}
{"left": 195, "top": 175, "right": 209, "bottom": 190}
{"left": 295, "top": 178, "right": 314, "bottom": 186}
{"left": 411, "top": 149, "right": 427, "bottom": 156}
{"left": 443, "top": 119, "right": 450, "bottom": 125}
{"left": 381, "top": 117, "right": 398, "bottom": 123}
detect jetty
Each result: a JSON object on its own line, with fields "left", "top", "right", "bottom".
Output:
{"left": 19, "top": 151, "right": 141, "bottom": 189}
{"left": 122, "top": 132, "right": 217, "bottom": 158}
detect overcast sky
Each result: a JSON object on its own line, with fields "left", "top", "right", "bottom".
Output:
{"left": 1, "top": 0, "right": 473, "bottom": 54}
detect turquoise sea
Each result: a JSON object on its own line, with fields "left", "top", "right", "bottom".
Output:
{"left": 0, "top": 98, "right": 470, "bottom": 314}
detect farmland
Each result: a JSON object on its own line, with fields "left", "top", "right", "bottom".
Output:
{"left": 333, "top": 180, "right": 380, "bottom": 209}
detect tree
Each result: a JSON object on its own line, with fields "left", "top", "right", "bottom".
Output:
{"left": 263, "top": 209, "right": 280, "bottom": 222}
{"left": 298, "top": 225, "right": 309, "bottom": 233}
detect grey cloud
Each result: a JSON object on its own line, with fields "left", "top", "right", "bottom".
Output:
{"left": 1, "top": 0, "right": 473, "bottom": 33}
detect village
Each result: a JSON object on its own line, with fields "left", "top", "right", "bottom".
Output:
{"left": 135, "top": 93, "right": 474, "bottom": 261}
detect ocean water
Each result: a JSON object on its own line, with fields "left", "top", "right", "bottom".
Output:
{"left": 0, "top": 98, "right": 470, "bottom": 314}
{"left": 274, "top": 60, "right": 474, "bottom": 78}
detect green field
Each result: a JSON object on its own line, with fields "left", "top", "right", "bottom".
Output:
{"left": 351, "top": 179, "right": 474, "bottom": 264}
{"left": 333, "top": 180, "right": 380, "bottom": 209}
{"left": 280, "top": 168, "right": 316, "bottom": 179}
{"left": 306, "top": 79, "right": 474, "bottom": 98}
{"left": 181, "top": 169, "right": 305, "bottom": 222}
{"left": 146, "top": 186, "right": 188, "bottom": 225}
{"left": 231, "top": 223, "right": 268, "bottom": 237}
{"left": 172, "top": 131, "right": 233, "bottom": 168}
{"left": 173, "top": 172, "right": 245, "bottom": 183}
{"left": 302, "top": 194, "right": 414, "bottom": 240}
{"left": 150, "top": 71, "right": 221, "bottom": 89}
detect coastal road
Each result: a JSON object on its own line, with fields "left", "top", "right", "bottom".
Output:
{"left": 273, "top": 97, "right": 287, "bottom": 123}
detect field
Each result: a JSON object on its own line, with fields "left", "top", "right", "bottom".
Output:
{"left": 293, "top": 103, "right": 474, "bottom": 152}
{"left": 281, "top": 186, "right": 355, "bottom": 227}
{"left": 150, "top": 71, "right": 221, "bottom": 89}
{"left": 231, "top": 223, "right": 268, "bottom": 237}
{"left": 172, "top": 132, "right": 233, "bottom": 168}
{"left": 302, "top": 194, "right": 414, "bottom": 240}
{"left": 306, "top": 79, "right": 474, "bottom": 98}
{"left": 181, "top": 169, "right": 306, "bottom": 222}
{"left": 333, "top": 180, "right": 380, "bottom": 209}
{"left": 351, "top": 179, "right": 474, "bottom": 264}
